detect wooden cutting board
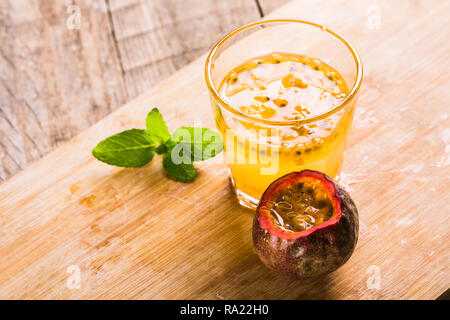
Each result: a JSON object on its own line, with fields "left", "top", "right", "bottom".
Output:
{"left": 0, "top": 0, "right": 449, "bottom": 299}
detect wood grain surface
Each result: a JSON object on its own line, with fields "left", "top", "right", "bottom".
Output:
{"left": 0, "top": 0, "right": 449, "bottom": 299}
{"left": 0, "top": 0, "right": 286, "bottom": 182}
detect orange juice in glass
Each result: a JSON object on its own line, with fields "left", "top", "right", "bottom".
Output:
{"left": 205, "top": 20, "right": 362, "bottom": 209}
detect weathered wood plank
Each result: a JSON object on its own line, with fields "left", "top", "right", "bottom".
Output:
{"left": 258, "top": 0, "right": 290, "bottom": 14}
{"left": 106, "top": 0, "right": 261, "bottom": 98}
{"left": 0, "top": 0, "right": 128, "bottom": 182}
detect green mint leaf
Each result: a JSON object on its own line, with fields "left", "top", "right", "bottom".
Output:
{"left": 171, "top": 127, "right": 223, "bottom": 161}
{"left": 92, "top": 129, "right": 155, "bottom": 168}
{"left": 155, "top": 143, "right": 168, "bottom": 155}
{"left": 146, "top": 108, "right": 171, "bottom": 144}
{"left": 162, "top": 153, "right": 196, "bottom": 182}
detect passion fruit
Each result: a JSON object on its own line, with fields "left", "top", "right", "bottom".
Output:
{"left": 252, "top": 170, "right": 358, "bottom": 278}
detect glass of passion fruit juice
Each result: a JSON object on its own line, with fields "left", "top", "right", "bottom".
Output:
{"left": 205, "top": 20, "right": 363, "bottom": 209}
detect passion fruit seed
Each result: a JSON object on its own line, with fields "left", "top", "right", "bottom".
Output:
{"left": 254, "top": 96, "right": 270, "bottom": 103}
{"left": 274, "top": 200, "right": 293, "bottom": 212}
{"left": 312, "top": 137, "right": 323, "bottom": 145}
{"left": 294, "top": 105, "right": 311, "bottom": 117}
{"left": 281, "top": 74, "right": 308, "bottom": 89}
{"left": 268, "top": 179, "right": 334, "bottom": 232}
{"left": 273, "top": 98, "right": 288, "bottom": 108}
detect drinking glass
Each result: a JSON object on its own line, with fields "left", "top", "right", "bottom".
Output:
{"left": 205, "top": 19, "right": 363, "bottom": 209}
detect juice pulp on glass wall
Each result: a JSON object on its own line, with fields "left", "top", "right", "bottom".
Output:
{"left": 216, "top": 52, "right": 353, "bottom": 202}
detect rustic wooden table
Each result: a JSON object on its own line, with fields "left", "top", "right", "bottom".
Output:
{"left": 0, "top": 0, "right": 286, "bottom": 182}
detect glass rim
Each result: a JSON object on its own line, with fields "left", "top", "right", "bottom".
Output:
{"left": 205, "top": 19, "right": 363, "bottom": 126}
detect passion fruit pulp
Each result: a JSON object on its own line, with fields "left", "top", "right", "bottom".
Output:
{"left": 253, "top": 170, "right": 359, "bottom": 279}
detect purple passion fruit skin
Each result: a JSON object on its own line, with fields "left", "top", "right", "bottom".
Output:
{"left": 252, "top": 170, "right": 359, "bottom": 279}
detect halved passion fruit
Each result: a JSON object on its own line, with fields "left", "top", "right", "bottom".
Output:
{"left": 253, "top": 170, "right": 358, "bottom": 278}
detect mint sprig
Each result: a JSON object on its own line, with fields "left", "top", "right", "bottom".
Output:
{"left": 92, "top": 108, "right": 223, "bottom": 182}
